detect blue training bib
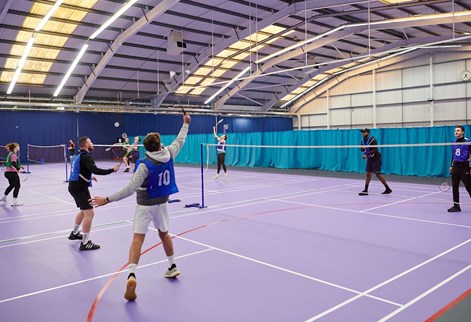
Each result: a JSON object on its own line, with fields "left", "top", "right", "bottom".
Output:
{"left": 69, "top": 151, "right": 92, "bottom": 187}
{"left": 452, "top": 138, "right": 471, "bottom": 162}
{"left": 135, "top": 158, "right": 178, "bottom": 198}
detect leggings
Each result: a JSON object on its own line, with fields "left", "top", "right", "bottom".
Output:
{"left": 4, "top": 171, "right": 20, "bottom": 198}
{"left": 217, "top": 153, "right": 226, "bottom": 173}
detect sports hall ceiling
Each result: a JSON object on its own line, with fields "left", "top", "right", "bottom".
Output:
{"left": 0, "top": 0, "right": 470, "bottom": 114}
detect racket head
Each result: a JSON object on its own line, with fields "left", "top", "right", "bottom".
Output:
{"left": 122, "top": 133, "right": 128, "bottom": 139}
{"left": 439, "top": 181, "right": 450, "bottom": 192}
{"left": 216, "top": 118, "right": 224, "bottom": 126}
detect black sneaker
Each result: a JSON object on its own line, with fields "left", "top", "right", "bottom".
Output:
{"left": 79, "top": 240, "right": 100, "bottom": 251}
{"left": 68, "top": 231, "right": 83, "bottom": 240}
{"left": 382, "top": 188, "right": 392, "bottom": 195}
{"left": 447, "top": 205, "right": 461, "bottom": 213}
{"left": 358, "top": 190, "right": 368, "bottom": 196}
{"left": 123, "top": 168, "right": 130, "bottom": 172}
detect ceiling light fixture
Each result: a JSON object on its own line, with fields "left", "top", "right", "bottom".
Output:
{"left": 7, "top": 37, "right": 35, "bottom": 94}
{"left": 54, "top": 44, "right": 88, "bottom": 97}
{"left": 34, "top": 0, "right": 64, "bottom": 32}
{"left": 89, "top": 0, "right": 138, "bottom": 39}
{"left": 204, "top": 66, "right": 250, "bottom": 105}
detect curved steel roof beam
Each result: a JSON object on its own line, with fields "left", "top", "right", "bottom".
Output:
{"left": 261, "top": 35, "right": 457, "bottom": 112}
{"left": 74, "top": 0, "right": 180, "bottom": 104}
{"left": 213, "top": 10, "right": 471, "bottom": 110}
{"left": 290, "top": 45, "right": 471, "bottom": 113}
{"left": 151, "top": 0, "right": 370, "bottom": 108}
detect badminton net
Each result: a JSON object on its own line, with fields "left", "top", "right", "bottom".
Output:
{"left": 191, "top": 141, "right": 461, "bottom": 208}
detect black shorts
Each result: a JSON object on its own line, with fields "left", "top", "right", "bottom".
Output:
{"left": 68, "top": 186, "right": 92, "bottom": 210}
{"left": 130, "top": 150, "right": 140, "bottom": 163}
{"left": 366, "top": 158, "right": 382, "bottom": 173}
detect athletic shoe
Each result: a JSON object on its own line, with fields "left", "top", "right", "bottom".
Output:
{"left": 124, "top": 274, "right": 137, "bottom": 301}
{"left": 448, "top": 205, "right": 461, "bottom": 213}
{"left": 11, "top": 200, "right": 23, "bottom": 206}
{"left": 79, "top": 240, "right": 100, "bottom": 251}
{"left": 68, "top": 231, "right": 83, "bottom": 240}
{"left": 124, "top": 168, "right": 130, "bottom": 172}
{"left": 214, "top": 174, "right": 220, "bottom": 179}
{"left": 382, "top": 188, "right": 392, "bottom": 195}
{"left": 358, "top": 190, "right": 368, "bottom": 196}
{"left": 164, "top": 264, "right": 180, "bottom": 278}
{"left": 224, "top": 173, "right": 228, "bottom": 178}
{"left": 0, "top": 196, "right": 7, "bottom": 203}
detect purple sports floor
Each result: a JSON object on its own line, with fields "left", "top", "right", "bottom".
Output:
{"left": 1, "top": 162, "right": 471, "bottom": 322}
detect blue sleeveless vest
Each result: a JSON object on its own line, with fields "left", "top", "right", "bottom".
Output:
{"left": 135, "top": 158, "right": 178, "bottom": 198}
{"left": 69, "top": 151, "right": 92, "bottom": 187}
{"left": 452, "top": 138, "right": 471, "bottom": 162}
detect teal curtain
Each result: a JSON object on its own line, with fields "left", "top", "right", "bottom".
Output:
{"left": 153, "top": 125, "right": 469, "bottom": 178}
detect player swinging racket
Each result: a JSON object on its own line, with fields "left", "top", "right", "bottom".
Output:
{"left": 90, "top": 111, "right": 191, "bottom": 301}
{"left": 213, "top": 125, "right": 228, "bottom": 179}
{"left": 67, "top": 136, "right": 120, "bottom": 251}
{"left": 358, "top": 128, "right": 392, "bottom": 196}
{"left": 447, "top": 125, "right": 471, "bottom": 213}
{"left": 1, "top": 143, "right": 24, "bottom": 206}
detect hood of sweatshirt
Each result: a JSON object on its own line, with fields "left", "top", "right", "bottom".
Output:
{"left": 146, "top": 147, "right": 170, "bottom": 163}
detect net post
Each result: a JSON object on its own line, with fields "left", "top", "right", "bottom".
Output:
{"left": 23, "top": 144, "right": 31, "bottom": 174}
{"left": 63, "top": 144, "right": 69, "bottom": 182}
{"left": 184, "top": 143, "right": 207, "bottom": 209}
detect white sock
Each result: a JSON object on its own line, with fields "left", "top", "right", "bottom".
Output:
{"left": 128, "top": 263, "right": 137, "bottom": 274}
{"left": 12, "top": 198, "right": 18, "bottom": 203}
{"left": 73, "top": 224, "right": 80, "bottom": 234}
{"left": 167, "top": 256, "right": 175, "bottom": 267}
{"left": 82, "top": 233, "right": 89, "bottom": 244}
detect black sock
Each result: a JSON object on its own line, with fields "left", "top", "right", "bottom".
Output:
{"left": 364, "top": 184, "right": 369, "bottom": 191}
{"left": 128, "top": 273, "right": 136, "bottom": 279}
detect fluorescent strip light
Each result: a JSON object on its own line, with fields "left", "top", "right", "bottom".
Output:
{"left": 89, "top": 0, "right": 138, "bottom": 39}
{"left": 256, "top": 10, "right": 471, "bottom": 65}
{"left": 7, "top": 37, "right": 35, "bottom": 94}
{"left": 204, "top": 66, "right": 250, "bottom": 104}
{"left": 54, "top": 44, "right": 88, "bottom": 97}
{"left": 256, "top": 26, "right": 344, "bottom": 64}
{"left": 34, "top": 0, "right": 64, "bottom": 32}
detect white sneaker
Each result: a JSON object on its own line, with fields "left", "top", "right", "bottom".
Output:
{"left": 224, "top": 173, "right": 228, "bottom": 178}
{"left": 0, "top": 196, "right": 7, "bottom": 203}
{"left": 11, "top": 199, "right": 23, "bottom": 206}
{"left": 214, "top": 174, "right": 220, "bottom": 179}
{"left": 164, "top": 264, "right": 180, "bottom": 278}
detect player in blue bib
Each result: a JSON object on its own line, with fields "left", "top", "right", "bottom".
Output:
{"left": 447, "top": 126, "right": 471, "bottom": 212}
{"left": 67, "top": 137, "right": 120, "bottom": 251}
{"left": 90, "top": 110, "right": 191, "bottom": 301}
{"left": 358, "top": 128, "right": 392, "bottom": 196}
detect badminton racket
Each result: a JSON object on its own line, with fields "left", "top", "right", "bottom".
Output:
{"left": 216, "top": 118, "right": 224, "bottom": 127}
{"left": 181, "top": 108, "right": 186, "bottom": 115}
{"left": 122, "top": 133, "right": 128, "bottom": 139}
{"left": 439, "top": 179, "right": 451, "bottom": 192}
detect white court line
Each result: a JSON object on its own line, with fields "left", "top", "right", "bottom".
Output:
{"left": 378, "top": 263, "right": 471, "bottom": 321}
{"left": 29, "top": 189, "right": 76, "bottom": 205}
{"left": 172, "top": 233, "right": 401, "bottom": 307}
{"left": 275, "top": 196, "right": 471, "bottom": 230}
{"left": 303, "top": 238, "right": 471, "bottom": 321}
{"left": 0, "top": 184, "right": 353, "bottom": 247}
{"left": 0, "top": 221, "right": 132, "bottom": 248}
{"left": 362, "top": 191, "right": 443, "bottom": 212}
{"left": 0, "top": 248, "right": 212, "bottom": 304}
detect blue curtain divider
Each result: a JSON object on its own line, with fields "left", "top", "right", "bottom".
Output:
{"left": 158, "top": 125, "right": 467, "bottom": 178}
